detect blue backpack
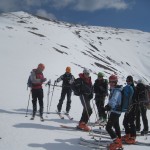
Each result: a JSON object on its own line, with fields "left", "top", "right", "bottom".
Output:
{"left": 121, "top": 85, "right": 134, "bottom": 112}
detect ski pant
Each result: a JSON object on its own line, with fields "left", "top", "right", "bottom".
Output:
{"left": 79, "top": 94, "right": 92, "bottom": 124}
{"left": 57, "top": 87, "right": 72, "bottom": 112}
{"left": 106, "top": 112, "right": 121, "bottom": 139}
{"left": 136, "top": 104, "right": 148, "bottom": 131}
{"left": 95, "top": 96, "right": 107, "bottom": 120}
{"left": 32, "top": 88, "right": 44, "bottom": 117}
{"left": 123, "top": 111, "right": 136, "bottom": 137}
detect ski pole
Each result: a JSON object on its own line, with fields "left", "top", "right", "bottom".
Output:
{"left": 25, "top": 89, "right": 31, "bottom": 117}
{"left": 48, "top": 81, "right": 56, "bottom": 113}
{"left": 81, "top": 94, "right": 93, "bottom": 133}
{"left": 45, "top": 79, "right": 51, "bottom": 116}
{"left": 91, "top": 99, "right": 99, "bottom": 123}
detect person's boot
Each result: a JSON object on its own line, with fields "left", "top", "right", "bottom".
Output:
{"left": 77, "top": 122, "right": 91, "bottom": 132}
{"left": 109, "top": 138, "right": 122, "bottom": 150}
{"left": 141, "top": 129, "right": 148, "bottom": 135}
{"left": 121, "top": 134, "right": 130, "bottom": 141}
{"left": 125, "top": 136, "right": 136, "bottom": 144}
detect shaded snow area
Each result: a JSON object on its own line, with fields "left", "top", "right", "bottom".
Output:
{"left": 0, "top": 11, "right": 150, "bottom": 150}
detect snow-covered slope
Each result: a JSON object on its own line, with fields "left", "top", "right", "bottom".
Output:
{"left": 0, "top": 11, "right": 150, "bottom": 150}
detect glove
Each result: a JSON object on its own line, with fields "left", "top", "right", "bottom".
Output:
{"left": 105, "top": 104, "right": 111, "bottom": 111}
{"left": 41, "top": 78, "right": 47, "bottom": 82}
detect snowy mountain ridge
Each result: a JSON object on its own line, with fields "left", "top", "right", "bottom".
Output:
{"left": 0, "top": 11, "right": 150, "bottom": 150}
{"left": 0, "top": 11, "right": 150, "bottom": 84}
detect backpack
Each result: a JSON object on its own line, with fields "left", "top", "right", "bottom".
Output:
{"left": 145, "top": 85, "right": 150, "bottom": 109}
{"left": 71, "top": 78, "right": 82, "bottom": 96}
{"left": 121, "top": 85, "right": 134, "bottom": 112}
{"left": 27, "top": 75, "right": 32, "bottom": 88}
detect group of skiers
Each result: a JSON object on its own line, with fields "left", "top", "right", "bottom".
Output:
{"left": 28, "top": 63, "right": 149, "bottom": 150}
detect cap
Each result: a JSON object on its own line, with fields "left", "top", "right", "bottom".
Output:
{"left": 66, "top": 66, "right": 71, "bottom": 73}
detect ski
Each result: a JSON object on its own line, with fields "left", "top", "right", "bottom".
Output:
{"left": 79, "top": 140, "right": 108, "bottom": 149}
{"left": 88, "top": 121, "right": 107, "bottom": 127}
{"left": 60, "top": 125, "right": 89, "bottom": 132}
{"left": 30, "top": 116, "right": 35, "bottom": 120}
{"left": 40, "top": 117, "right": 44, "bottom": 122}
{"left": 81, "top": 136, "right": 150, "bottom": 147}
{"left": 55, "top": 111, "right": 64, "bottom": 119}
{"left": 80, "top": 137, "right": 111, "bottom": 147}
{"left": 63, "top": 111, "right": 73, "bottom": 120}
{"left": 89, "top": 132, "right": 111, "bottom": 139}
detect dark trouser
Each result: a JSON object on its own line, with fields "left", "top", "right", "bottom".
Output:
{"left": 123, "top": 111, "right": 136, "bottom": 137}
{"left": 57, "top": 87, "right": 72, "bottom": 112}
{"left": 136, "top": 104, "right": 148, "bottom": 131}
{"left": 106, "top": 112, "right": 121, "bottom": 139}
{"left": 95, "top": 96, "right": 106, "bottom": 119}
{"left": 32, "top": 88, "right": 44, "bottom": 117}
{"left": 79, "top": 94, "right": 92, "bottom": 124}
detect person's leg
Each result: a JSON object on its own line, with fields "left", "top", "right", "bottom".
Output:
{"left": 140, "top": 105, "right": 149, "bottom": 132}
{"left": 38, "top": 88, "right": 44, "bottom": 117}
{"left": 57, "top": 88, "right": 67, "bottom": 112}
{"left": 135, "top": 106, "right": 141, "bottom": 131}
{"left": 66, "top": 88, "right": 72, "bottom": 113}
{"left": 106, "top": 112, "right": 120, "bottom": 139}
{"left": 32, "top": 89, "right": 38, "bottom": 116}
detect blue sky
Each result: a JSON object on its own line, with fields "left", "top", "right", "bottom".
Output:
{"left": 0, "top": 0, "right": 150, "bottom": 32}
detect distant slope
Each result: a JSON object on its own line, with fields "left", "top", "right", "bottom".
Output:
{"left": 0, "top": 11, "right": 150, "bottom": 84}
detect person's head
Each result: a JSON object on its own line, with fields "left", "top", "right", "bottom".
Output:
{"left": 83, "top": 68, "right": 90, "bottom": 78}
{"left": 66, "top": 66, "right": 71, "bottom": 73}
{"left": 126, "top": 75, "right": 133, "bottom": 85}
{"left": 109, "top": 74, "right": 118, "bottom": 88}
{"left": 37, "top": 63, "right": 45, "bottom": 72}
{"left": 97, "top": 72, "right": 104, "bottom": 80}
{"left": 137, "top": 79, "right": 144, "bottom": 84}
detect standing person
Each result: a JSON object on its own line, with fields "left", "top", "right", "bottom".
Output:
{"left": 76, "top": 68, "right": 93, "bottom": 131}
{"left": 56, "top": 67, "right": 74, "bottom": 114}
{"left": 135, "top": 79, "right": 149, "bottom": 135}
{"left": 105, "top": 75, "right": 123, "bottom": 150}
{"left": 29, "top": 63, "right": 47, "bottom": 120}
{"left": 122, "top": 75, "right": 137, "bottom": 144}
{"left": 94, "top": 72, "right": 108, "bottom": 124}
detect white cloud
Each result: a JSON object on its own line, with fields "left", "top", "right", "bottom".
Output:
{"left": 74, "top": 0, "right": 128, "bottom": 12}
{"left": 0, "top": 0, "right": 129, "bottom": 13}
{"left": 36, "top": 9, "right": 56, "bottom": 20}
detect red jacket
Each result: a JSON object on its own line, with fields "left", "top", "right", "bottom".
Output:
{"left": 79, "top": 73, "right": 92, "bottom": 85}
{"left": 31, "top": 69, "right": 44, "bottom": 89}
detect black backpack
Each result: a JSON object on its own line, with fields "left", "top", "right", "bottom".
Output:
{"left": 71, "top": 78, "right": 82, "bottom": 96}
{"left": 27, "top": 75, "right": 32, "bottom": 88}
{"left": 145, "top": 85, "right": 150, "bottom": 109}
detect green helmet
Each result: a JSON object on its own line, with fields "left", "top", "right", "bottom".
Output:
{"left": 98, "top": 72, "right": 104, "bottom": 77}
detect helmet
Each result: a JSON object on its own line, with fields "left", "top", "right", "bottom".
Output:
{"left": 98, "top": 72, "right": 104, "bottom": 77}
{"left": 37, "top": 63, "right": 45, "bottom": 70}
{"left": 109, "top": 74, "right": 118, "bottom": 82}
{"left": 66, "top": 66, "right": 71, "bottom": 73}
{"left": 83, "top": 68, "right": 90, "bottom": 74}
{"left": 126, "top": 75, "right": 133, "bottom": 82}
{"left": 137, "top": 79, "right": 144, "bottom": 84}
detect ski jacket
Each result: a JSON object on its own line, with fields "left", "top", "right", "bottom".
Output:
{"left": 56, "top": 73, "right": 74, "bottom": 88}
{"left": 94, "top": 79, "right": 108, "bottom": 97}
{"left": 78, "top": 73, "right": 93, "bottom": 96}
{"left": 30, "top": 69, "right": 45, "bottom": 89}
{"left": 135, "top": 83, "right": 147, "bottom": 103}
{"left": 107, "top": 85, "right": 123, "bottom": 115}
{"left": 122, "top": 84, "right": 134, "bottom": 112}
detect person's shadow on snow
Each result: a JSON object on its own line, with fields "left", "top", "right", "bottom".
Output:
{"left": 28, "top": 138, "right": 91, "bottom": 150}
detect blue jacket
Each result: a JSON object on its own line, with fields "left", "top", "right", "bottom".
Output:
{"left": 108, "top": 85, "right": 123, "bottom": 114}
{"left": 122, "top": 84, "right": 134, "bottom": 112}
